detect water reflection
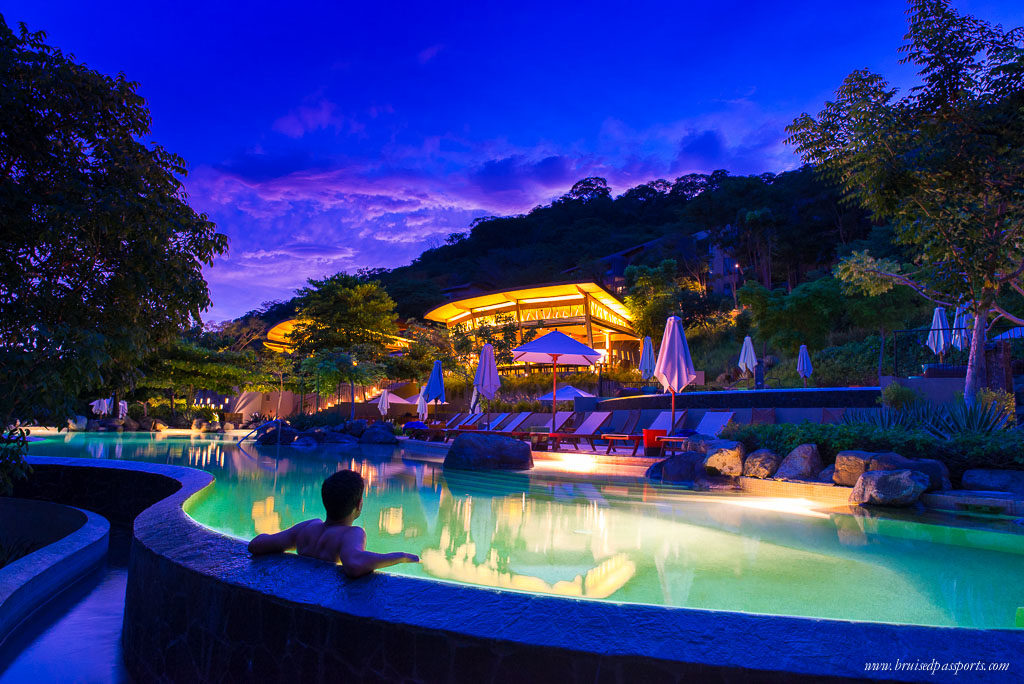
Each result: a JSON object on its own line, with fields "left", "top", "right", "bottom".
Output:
{"left": 28, "top": 433, "right": 1024, "bottom": 628}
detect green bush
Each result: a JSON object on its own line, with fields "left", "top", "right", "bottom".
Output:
{"left": 721, "top": 421, "right": 1024, "bottom": 480}
{"left": 977, "top": 388, "right": 1016, "bottom": 426}
{"left": 879, "top": 382, "right": 923, "bottom": 409}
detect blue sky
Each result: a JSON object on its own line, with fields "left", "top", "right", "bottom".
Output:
{"left": 6, "top": 1, "right": 1022, "bottom": 321}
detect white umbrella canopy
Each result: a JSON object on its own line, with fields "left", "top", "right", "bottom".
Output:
{"left": 926, "top": 307, "right": 952, "bottom": 357}
{"left": 738, "top": 336, "right": 757, "bottom": 375}
{"left": 469, "top": 387, "right": 480, "bottom": 413}
{"left": 654, "top": 316, "right": 697, "bottom": 428}
{"left": 797, "top": 345, "right": 813, "bottom": 387}
{"left": 951, "top": 305, "right": 973, "bottom": 351}
{"left": 512, "top": 330, "right": 600, "bottom": 431}
{"left": 638, "top": 336, "right": 656, "bottom": 380}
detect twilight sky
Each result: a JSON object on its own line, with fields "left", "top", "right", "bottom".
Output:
{"left": 7, "top": 1, "right": 1022, "bottom": 321}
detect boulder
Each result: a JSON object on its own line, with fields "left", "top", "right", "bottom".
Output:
{"left": 101, "top": 418, "right": 125, "bottom": 432}
{"left": 869, "top": 453, "right": 950, "bottom": 491}
{"left": 292, "top": 436, "right": 318, "bottom": 448}
{"left": 67, "top": 415, "right": 88, "bottom": 431}
{"left": 256, "top": 426, "right": 298, "bottom": 446}
{"left": 207, "top": 421, "right": 222, "bottom": 432}
{"left": 191, "top": 419, "right": 207, "bottom": 431}
{"left": 444, "top": 433, "right": 533, "bottom": 471}
{"left": 693, "top": 474, "right": 741, "bottom": 491}
{"left": 817, "top": 464, "right": 836, "bottom": 483}
{"left": 644, "top": 460, "right": 665, "bottom": 480}
{"left": 151, "top": 419, "right": 168, "bottom": 432}
{"left": 345, "top": 419, "right": 368, "bottom": 438}
{"left": 661, "top": 452, "right": 706, "bottom": 483}
{"left": 170, "top": 415, "right": 189, "bottom": 429}
{"left": 123, "top": 416, "right": 140, "bottom": 432}
{"left": 703, "top": 440, "right": 745, "bottom": 477}
{"left": 961, "top": 469, "right": 1024, "bottom": 496}
{"left": 223, "top": 422, "right": 235, "bottom": 431}
{"left": 86, "top": 419, "right": 102, "bottom": 432}
{"left": 774, "top": 444, "right": 822, "bottom": 480}
{"left": 742, "top": 449, "right": 781, "bottom": 479}
{"left": 359, "top": 424, "right": 398, "bottom": 445}
{"left": 322, "top": 431, "right": 358, "bottom": 445}
{"left": 300, "top": 429, "right": 327, "bottom": 444}
{"left": 850, "top": 469, "right": 929, "bottom": 506}
{"left": 833, "top": 450, "right": 873, "bottom": 486}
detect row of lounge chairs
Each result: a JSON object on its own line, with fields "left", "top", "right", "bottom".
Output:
{"left": 418, "top": 409, "right": 735, "bottom": 455}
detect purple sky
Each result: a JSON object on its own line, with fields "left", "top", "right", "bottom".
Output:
{"left": 7, "top": 1, "right": 1022, "bottom": 321}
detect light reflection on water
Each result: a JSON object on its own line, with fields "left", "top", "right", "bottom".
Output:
{"left": 28, "top": 433, "right": 1024, "bottom": 628}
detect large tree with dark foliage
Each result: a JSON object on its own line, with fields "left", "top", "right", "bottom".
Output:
{"left": 0, "top": 17, "right": 227, "bottom": 431}
{"left": 787, "top": 0, "right": 1024, "bottom": 400}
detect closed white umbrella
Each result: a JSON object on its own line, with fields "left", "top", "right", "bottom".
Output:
{"left": 926, "top": 307, "right": 951, "bottom": 359}
{"left": 416, "top": 391, "right": 428, "bottom": 422}
{"left": 474, "top": 343, "right": 502, "bottom": 429}
{"left": 376, "top": 390, "right": 391, "bottom": 417}
{"left": 654, "top": 316, "right": 697, "bottom": 429}
{"left": 638, "top": 336, "right": 656, "bottom": 380}
{"left": 512, "top": 330, "right": 600, "bottom": 431}
{"left": 951, "top": 305, "right": 972, "bottom": 352}
{"left": 469, "top": 387, "right": 480, "bottom": 413}
{"left": 738, "top": 336, "right": 757, "bottom": 375}
{"left": 797, "top": 345, "right": 813, "bottom": 387}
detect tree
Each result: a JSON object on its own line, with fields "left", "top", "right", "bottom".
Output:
{"left": 786, "top": 0, "right": 1024, "bottom": 400}
{"left": 256, "top": 353, "right": 297, "bottom": 419}
{"left": 138, "top": 341, "right": 256, "bottom": 416}
{"left": 0, "top": 17, "right": 228, "bottom": 428}
{"left": 288, "top": 273, "right": 398, "bottom": 356}
{"left": 308, "top": 349, "right": 384, "bottom": 420}
{"left": 624, "top": 260, "right": 727, "bottom": 341}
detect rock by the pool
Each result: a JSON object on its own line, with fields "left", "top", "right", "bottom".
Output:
{"left": 67, "top": 415, "right": 88, "bottom": 431}
{"left": 123, "top": 416, "right": 140, "bottom": 432}
{"left": 256, "top": 425, "right": 297, "bottom": 445}
{"left": 207, "top": 421, "right": 222, "bottom": 432}
{"left": 693, "top": 474, "right": 741, "bottom": 491}
{"left": 345, "top": 419, "right": 368, "bottom": 438}
{"left": 850, "top": 469, "right": 929, "bottom": 506}
{"left": 322, "top": 431, "right": 358, "bottom": 445}
{"left": 703, "top": 440, "right": 745, "bottom": 477}
{"left": 774, "top": 444, "right": 822, "bottom": 480}
{"left": 222, "top": 422, "right": 235, "bottom": 431}
{"left": 817, "top": 464, "right": 836, "bottom": 483}
{"left": 444, "top": 433, "right": 533, "bottom": 471}
{"left": 359, "top": 424, "right": 398, "bottom": 445}
{"left": 961, "top": 469, "right": 1024, "bottom": 496}
{"left": 661, "top": 452, "right": 706, "bottom": 483}
{"left": 742, "top": 449, "right": 781, "bottom": 479}
{"left": 868, "top": 453, "right": 950, "bottom": 491}
{"left": 151, "top": 419, "right": 168, "bottom": 432}
{"left": 833, "top": 450, "right": 874, "bottom": 486}
{"left": 191, "top": 418, "right": 207, "bottom": 431}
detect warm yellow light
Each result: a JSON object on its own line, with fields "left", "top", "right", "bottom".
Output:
{"left": 473, "top": 302, "right": 515, "bottom": 313}
{"left": 450, "top": 311, "right": 472, "bottom": 323}
{"left": 551, "top": 452, "right": 598, "bottom": 473}
{"left": 519, "top": 294, "right": 584, "bottom": 305}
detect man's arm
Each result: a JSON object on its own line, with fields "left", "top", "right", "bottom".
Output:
{"left": 337, "top": 526, "right": 419, "bottom": 578}
{"left": 248, "top": 521, "right": 309, "bottom": 555}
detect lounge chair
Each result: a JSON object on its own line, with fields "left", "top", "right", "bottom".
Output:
{"left": 478, "top": 412, "right": 531, "bottom": 435}
{"left": 599, "top": 410, "right": 641, "bottom": 455}
{"left": 548, "top": 412, "right": 612, "bottom": 451}
{"left": 424, "top": 413, "right": 466, "bottom": 441}
{"left": 443, "top": 413, "right": 483, "bottom": 441}
{"left": 511, "top": 411, "right": 574, "bottom": 448}
{"left": 600, "top": 410, "right": 686, "bottom": 456}
{"left": 692, "top": 411, "right": 733, "bottom": 437}
{"left": 471, "top": 412, "right": 511, "bottom": 432}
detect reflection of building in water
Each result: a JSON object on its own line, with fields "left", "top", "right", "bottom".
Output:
{"left": 420, "top": 485, "right": 636, "bottom": 599}
{"left": 188, "top": 443, "right": 225, "bottom": 469}
{"left": 252, "top": 496, "right": 281, "bottom": 535}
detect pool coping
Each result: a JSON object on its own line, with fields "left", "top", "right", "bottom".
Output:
{"left": 24, "top": 454, "right": 1024, "bottom": 682}
{"left": 0, "top": 497, "right": 110, "bottom": 648}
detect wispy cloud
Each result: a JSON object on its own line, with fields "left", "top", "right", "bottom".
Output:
{"left": 417, "top": 44, "right": 444, "bottom": 65}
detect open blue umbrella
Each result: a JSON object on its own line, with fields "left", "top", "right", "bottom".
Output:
{"left": 653, "top": 316, "right": 697, "bottom": 428}
{"left": 638, "top": 336, "right": 656, "bottom": 380}
{"left": 512, "top": 330, "right": 600, "bottom": 431}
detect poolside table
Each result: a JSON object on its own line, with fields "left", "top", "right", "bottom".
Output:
{"left": 655, "top": 435, "right": 691, "bottom": 456}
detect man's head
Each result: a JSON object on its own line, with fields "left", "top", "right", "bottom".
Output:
{"left": 321, "top": 469, "right": 364, "bottom": 522}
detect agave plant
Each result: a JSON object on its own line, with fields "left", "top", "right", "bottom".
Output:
{"left": 842, "top": 401, "right": 931, "bottom": 430}
{"left": 926, "top": 400, "right": 1010, "bottom": 439}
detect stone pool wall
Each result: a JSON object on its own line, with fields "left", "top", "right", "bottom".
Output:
{"left": 23, "top": 456, "right": 1024, "bottom": 683}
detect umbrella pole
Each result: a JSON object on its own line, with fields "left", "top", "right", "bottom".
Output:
{"left": 551, "top": 354, "right": 561, "bottom": 433}
{"left": 671, "top": 391, "right": 675, "bottom": 432}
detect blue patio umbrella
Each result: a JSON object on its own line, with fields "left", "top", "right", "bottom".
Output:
{"left": 422, "top": 360, "right": 446, "bottom": 412}
{"left": 537, "top": 385, "right": 595, "bottom": 402}
{"left": 638, "top": 336, "right": 656, "bottom": 380}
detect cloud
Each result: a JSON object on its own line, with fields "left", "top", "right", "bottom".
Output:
{"left": 417, "top": 44, "right": 444, "bottom": 64}
{"left": 272, "top": 99, "right": 359, "bottom": 138}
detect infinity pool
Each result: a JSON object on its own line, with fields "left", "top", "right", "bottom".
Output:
{"left": 28, "top": 432, "right": 1024, "bottom": 629}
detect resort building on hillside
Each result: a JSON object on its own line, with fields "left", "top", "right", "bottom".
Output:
{"left": 424, "top": 281, "right": 641, "bottom": 366}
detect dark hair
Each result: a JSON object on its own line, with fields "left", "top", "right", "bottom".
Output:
{"left": 321, "top": 470, "right": 364, "bottom": 521}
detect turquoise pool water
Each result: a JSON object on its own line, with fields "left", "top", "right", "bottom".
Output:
{"left": 27, "top": 432, "right": 1024, "bottom": 629}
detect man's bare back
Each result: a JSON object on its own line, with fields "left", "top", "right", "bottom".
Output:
{"left": 292, "top": 519, "right": 360, "bottom": 563}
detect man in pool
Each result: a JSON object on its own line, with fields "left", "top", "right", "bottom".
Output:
{"left": 248, "top": 469, "right": 419, "bottom": 577}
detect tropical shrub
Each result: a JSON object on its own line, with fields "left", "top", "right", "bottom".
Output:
{"left": 0, "top": 427, "right": 31, "bottom": 496}
{"left": 879, "top": 382, "right": 924, "bottom": 409}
